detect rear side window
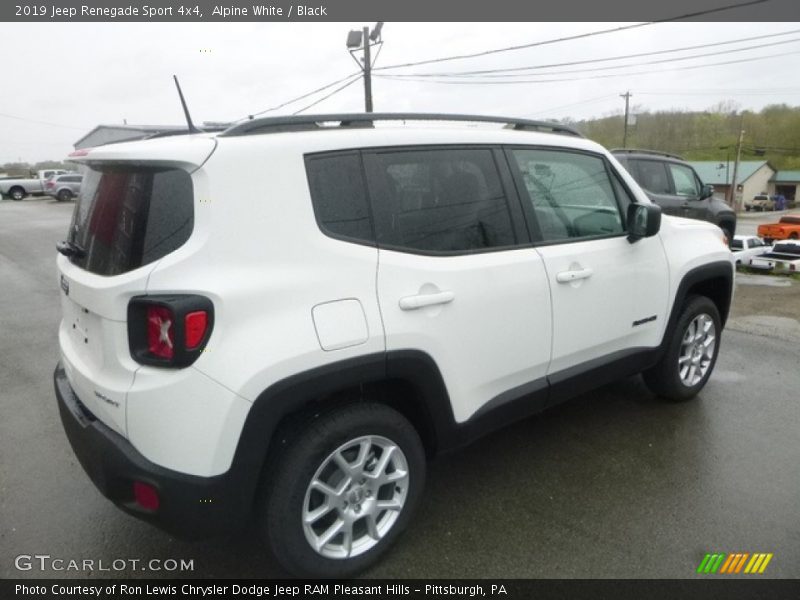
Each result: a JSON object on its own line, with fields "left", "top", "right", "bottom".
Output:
{"left": 364, "top": 148, "right": 516, "bottom": 253}
{"left": 68, "top": 166, "right": 194, "bottom": 276}
{"left": 305, "top": 152, "right": 374, "bottom": 244}
{"left": 631, "top": 159, "right": 671, "bottom": 195}
{"left": 730, "top": 239, "right": 744, "bottom": 249}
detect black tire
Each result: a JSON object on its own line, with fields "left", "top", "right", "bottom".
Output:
{"left": 57, "top": 189, "right": 72, "bottom": 202}
{"left": 764, "top": 238, "right": 773, "bottom": 245}
{"left": 261, "top": 403, "right": 426, "bottom": 578}
{"left": 9, "top": 187, "right": 25, "bottom": 201}
{"left": 790, "top": 232, "right": 798, "bottom": 240}
{"left": 643, "top": 295, "right": 721, "bottom": 402}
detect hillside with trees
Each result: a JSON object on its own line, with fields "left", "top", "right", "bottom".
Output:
{"left": 571, "top": 103, "right": 800, "bottom": 170}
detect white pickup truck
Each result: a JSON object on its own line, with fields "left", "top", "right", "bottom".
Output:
{"left": 749, "top": 240, "right": 800, "bottom": 273}
{"left": 0, "top": 169, "right": 68, "bottom": 200}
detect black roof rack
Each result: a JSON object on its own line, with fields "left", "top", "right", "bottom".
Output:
{"left": 219, "top": 113, "right": 583, "bottom": 138}
{"left": 145, "top": 125, "right": 229, "bottom": 140}
{"left": 610, "top": 148, "right": 685, "bottom": 161}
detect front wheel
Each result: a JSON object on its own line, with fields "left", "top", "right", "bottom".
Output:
{"left": 261, "top": 403, "right": 426, "bottom": 578}
{"left": 643, "top": 295, "right": 721, "bottom": 401}
{"left": 57, "top": 189, "right": 72, "bottom": 202}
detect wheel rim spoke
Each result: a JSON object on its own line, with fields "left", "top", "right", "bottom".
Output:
{"left": 302, "top": 434, "right": 409, "bottom": 560}
{"left": 677, "top": 313, "right": 716, "bottom": 387}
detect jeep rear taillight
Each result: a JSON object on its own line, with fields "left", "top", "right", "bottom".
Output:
{"left": 147, "top": 306, "right": 175, "bottom": 359}
{"left": 128, "top": 295, "right": 214, "bottom": 367}
{"left": 184, "top": 311, "right": 208, "bottom": 350}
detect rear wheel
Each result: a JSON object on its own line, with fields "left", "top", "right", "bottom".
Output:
{"left": 9, "top": 187, "right": 24, "bottom": 201}
{"left": 57, "top": 189, "right": 72, "bottom": 202}
{"left": 260, "top": 403, "right": 426, "bottom": 578}
{"left": 790, "top": 232, "right": 798, "bottom": 240}
{"left": 643, "top": 295, "right": 721, "bottom": 401}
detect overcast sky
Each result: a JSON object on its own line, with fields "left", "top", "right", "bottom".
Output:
{"left": 1, "top": 21, "right": 799, "bottom": 162}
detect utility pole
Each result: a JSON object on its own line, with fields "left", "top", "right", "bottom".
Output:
{"left": 620, "top": 91, "right": 632, "bottom": 148}
{"left": 729, "top": 121, "right": 745, "bottom": 213}
{"left": 346, "top": 23, "right": 382, "bottom": 113}
{"left": 362, "top": 26, "right": 372, "bottom": 113}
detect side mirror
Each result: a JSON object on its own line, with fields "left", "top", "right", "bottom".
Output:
{"left": 699, "top": 183, "right": 714, "bottom": 200}
{"left": 627, "top": 203, "right": 661, "bottom": 243}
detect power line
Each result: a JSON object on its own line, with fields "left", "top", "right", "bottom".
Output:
{"left": 292, "top": 75, "right": 363, "bottom": 115}
{"left": 378, "top": 37, "right": 800, "bottom": 82}
{"left": 384, "top": 29, "right": 800, "bottom": 78}
{"left": 525, "top": 94, "right": 619, "bottom": 117}
{"left": 638, "top": 88, "right": 800, "bottom": 95}
{"left": 373, "top": 0, "right": 769, "bottom": 72}
{"left": 238, "top": 71, "right": 361, "bottom": 120}
{"left": 374, "top": 49, "right": 800, "bottom": 85}
{"left": 0, "top": 112, "right": 89, "bottom": 131}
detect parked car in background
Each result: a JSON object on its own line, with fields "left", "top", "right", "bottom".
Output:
{"left": 612, "top": 149, "right": 736, "bottom": 242}
{"left": 731, "top": 235, "right": 771, "bottom": 266}
{"left": 745, "top": 194, "right": 776, "bottom": 212}
{"left": 45, "top": 173, "right": 83, "bottom": 201}
{"left": 749, "top": 240, "right": 800, "bottom": 272}
{"left": 757, "top": 214, "right": 800, "bottom": 244}
{"left": 0, "top": 169, "right": 68, "bottom": 200}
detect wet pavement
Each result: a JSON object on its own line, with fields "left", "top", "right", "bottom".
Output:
{"left": 1, "top": 198, "right": 798, "bottom": 579}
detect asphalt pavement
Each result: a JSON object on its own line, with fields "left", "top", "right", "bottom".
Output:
{"left": 1, "top": 197, "right": 798, "bottom": 579}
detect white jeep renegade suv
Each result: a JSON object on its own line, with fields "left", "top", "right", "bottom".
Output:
{"left": 54, "top": 113, "right": 734, "bottom": 577}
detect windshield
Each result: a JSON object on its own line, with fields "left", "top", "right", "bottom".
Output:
{"left": 67, "top": 165, "right": 194, "bottom": 276}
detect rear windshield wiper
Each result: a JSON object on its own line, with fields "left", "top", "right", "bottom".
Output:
{"left": 56, "top": 240, "right": 86, "bottom": 259}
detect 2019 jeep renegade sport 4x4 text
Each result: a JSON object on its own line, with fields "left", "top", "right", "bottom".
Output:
{"left": 54, "top": 114, "right": 734, "bottom": 577}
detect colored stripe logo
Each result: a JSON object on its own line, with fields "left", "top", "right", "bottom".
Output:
{"left": 697, "top": 552, "right": 773, "bottom": 574}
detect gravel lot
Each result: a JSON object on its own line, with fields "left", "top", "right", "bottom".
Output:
{"left": 1, "top": 197, "right": 798, "bottom": 579}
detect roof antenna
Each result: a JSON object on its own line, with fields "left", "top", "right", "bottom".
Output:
{"left": 173, "top": 75, "right": 200, "bottom": 134}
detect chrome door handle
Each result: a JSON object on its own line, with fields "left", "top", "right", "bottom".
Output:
{"left": 556, "top": 268, "right": 593, "bottom": 283}
{"left": 399, "top": 291, "right": 455, "bottom": 310}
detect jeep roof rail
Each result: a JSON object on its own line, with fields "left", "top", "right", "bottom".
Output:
{"left": 219, "top": 113, "right": 584, "bottom": 138}
{"left": 610, "top": 148, "right": 685, "bottom": 161}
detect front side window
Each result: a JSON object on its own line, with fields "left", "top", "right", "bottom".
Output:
{"left": 364, "top": 148, "right": 516, "bottom": 253}
{"left": 668, "top": 164, "right": 701, "bottom": 197}
{"left": 510, "top": 148, "right": 625, "bottom": 242}
{"left": 631, "top": 159, "right": 671, "bottom": 195}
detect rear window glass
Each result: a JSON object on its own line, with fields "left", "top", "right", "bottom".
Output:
{"left": 730, "top": 239, "right": 743, "bottom": 249}
{"left": 305, "top": 153, "right": 374, "bottom": 244}
{"left": 773, "top": 243, "right": 800, "bottom": 255}
{"left": 779, "top": 216, "right": 800, "bottom": 224}
{"left": 67, "top": 166, "right": 194, "bottom": 276}
{"left": 364, "top": 147, "right": 516, "bottom": 254}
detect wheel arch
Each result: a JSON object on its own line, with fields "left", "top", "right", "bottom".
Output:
{"left": 229, "top": 351, "right": 455, "bottom": 513}
{"left": 663, "top": 261, "right": 734, "bottom": 348}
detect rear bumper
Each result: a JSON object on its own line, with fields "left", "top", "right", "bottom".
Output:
{"left": 54, "top": 362, "right": 252, "bottom": 539}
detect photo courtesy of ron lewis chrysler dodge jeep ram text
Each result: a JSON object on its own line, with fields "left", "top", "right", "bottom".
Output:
{"left": 53, "top": 114, "right": 734, "bottom": 577}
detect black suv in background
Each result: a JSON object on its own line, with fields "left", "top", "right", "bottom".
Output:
{"left": 612, "top": 149, "right": 736, "bottom": 241}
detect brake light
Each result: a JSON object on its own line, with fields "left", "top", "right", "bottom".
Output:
{"left": 133, "top": 481, "right": 160, "bottom": 511}
{"left": 46, "top": 180, "right": 55, "bottom": 189}
{"left": 184, "top": 311, "right": 208, "bottom": 350}
{"left": 128, "top": 295, "right": 214, "bottom": 367}
{"left": 147, "top": 306, "right": 175, "bottom": 359}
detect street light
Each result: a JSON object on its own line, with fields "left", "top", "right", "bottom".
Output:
{"left": 346, "top": 23, "right": 383, "bottom": 112}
